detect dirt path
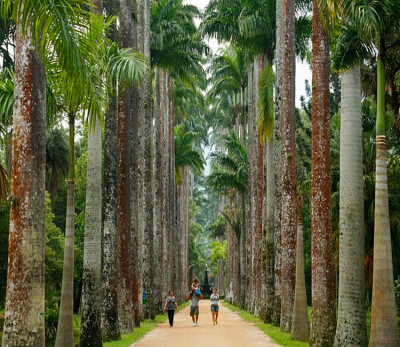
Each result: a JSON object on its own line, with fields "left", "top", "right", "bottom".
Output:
{"left": 132, "top": 300, "right": 279, "bottom": 347}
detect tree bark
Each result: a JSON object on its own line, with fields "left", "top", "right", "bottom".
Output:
{"left": 272, "top": 0, "right": 283, "bottom": 327}
{"left": 369, "top": 57, "right": 400, "bottom": 346}
{"left": 118, "top": 0, "right": 135, "bottom": 332}
{"left": 291, "top": 213, "right": 310, "bottom": 342}
{"left": 80, "top": 114, "right": 103, "bottom": 346}
{"left": 264, "top": 137, "right": 275, "bottom": 322}
{"left": 56, "top": 115, "right": 76, "bottom": 347}
{"left": 153, "top": 67, "right": 163, "bottom": 315}
{"left": 101, "top": 0, "right": 120, "bottom": 340}
{"left": 2, "top": 22, "right": 46, "bottom": 347}
{"left": 310, "top": 1, "right": 336, "bottom": 344}
{"left": 334, "top": 67, "right": 366, "bottom": 346}
{"left": 280, "top": 0, "right": 296, "bottom": 333}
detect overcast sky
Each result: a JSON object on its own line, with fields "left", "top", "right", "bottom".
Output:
{"left": 184, "top": 0, "right": 312, "bottom": 107}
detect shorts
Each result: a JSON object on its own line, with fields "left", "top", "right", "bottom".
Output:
{"left": 190, "top": 306, "right": 199, "bottom": 317}
{"left": 211, "top": 304, "right": 219, "bottom": 312}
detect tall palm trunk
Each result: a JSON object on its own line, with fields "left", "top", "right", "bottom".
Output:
{"left": 272, "top": 0, "right": 283, "bottom": 327}
{"left": 264, "top": 136, "right": 275, "bottom": 322}
{"left": 80, "top": 114, "right": 103, "bottom": 346}
{"left": 291, "top": 210, "right": 309, "bottom": 342}
{"left": 280, "top": 0, "right": 296, "bottom": 332}
{"left": 101, "top": 0, "right": 120, "bottom": 340}
{"left": 118, "top": 0, "right": 135, "bottom": 332}
{"left": 138, "top": 0, "right": 154, "bottom": 319}
{"left": 310, "top": 1, "right": 336, "bottom": 344}
{"left": 334, "top": 67, "right": 366, "bottom": 346}
{"left": 153, "top": 67, "right": 163, "bottom": 315}
{"left": 369, "top": 56, "right": 400, "bottom": 347}
{"left": 81, "top": 3, "right": 104, "bottom": 338}
{"left": 2, "top": 23, "right": 46, "bottom": 347}
{"left": 240, "top": 192, "right": 247, "bottom": 308}
{"left": 56, "top": 114, "right": 76, "bottom": 346}
{"left": 246, "top": 61, "right": 254, "bottom": 310}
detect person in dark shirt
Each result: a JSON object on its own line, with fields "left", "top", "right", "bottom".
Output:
{"left": 164, "top": 290, "right": 178, "bottom": 327}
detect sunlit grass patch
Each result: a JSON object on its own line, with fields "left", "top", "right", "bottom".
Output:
{"left": 222, "top": 301, "right": 308, "bottom": 347}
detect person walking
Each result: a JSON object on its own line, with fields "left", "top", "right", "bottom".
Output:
{"left": 210, "top": 288, "right": 220, "bottom": 325}
{"left": 187, "top": 279, "right": 203, "bottom": 327}
{"left": 164, "top": 290, "right": 178, "bottom": 327}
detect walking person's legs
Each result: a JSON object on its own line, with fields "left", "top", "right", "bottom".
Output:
{"left": 216, "top": 309, "right": 219, "bottom": 324}
{"left": 168, "top": 310, "right": 174, "bottom": 327}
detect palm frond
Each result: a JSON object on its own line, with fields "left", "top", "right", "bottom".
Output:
{"left": 258, "top": 63, "right": 275, "bottom": 141}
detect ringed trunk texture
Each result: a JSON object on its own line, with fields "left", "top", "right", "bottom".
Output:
{"left": 310, "top": 2, "right": 336, "bottom": 344}
{"left": 55, "top": 116, "right": 75, "bottom": 347}
{"left": 369, "top": 58, "right": 400, "bottom": 346}
{"left": 2, "top": 24, "right": 46, "bottom": 347}
{"left": 272, "top": 0, "right": 283, "bottom": 327}
{"left": 280, "top": 0, "right": 296, "bottom": 333}
{"left": 334, "top": 67, "right": 366, "bottom": 346}
{"left": 290, "top": 215, "right": 310, "bottom": 342}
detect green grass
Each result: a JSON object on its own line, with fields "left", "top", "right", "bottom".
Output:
{"left": 222, "top": 301, "right": 308, "bottom": 347}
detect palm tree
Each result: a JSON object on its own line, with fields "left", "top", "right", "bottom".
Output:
{"left": 310, "top": 0, "right": 336, "bottom": 344}
{"left": 330, "top": 1, "right": 400, "bottom": 344}
{"left": 280, "top": 0, "right": 297, "bottom": 333}
{"left": 1, "top": 0, "right": 95, "bottom": 344}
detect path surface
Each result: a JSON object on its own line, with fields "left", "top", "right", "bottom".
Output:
{"left": 132, "top": 300, "right": 279, "bottom": 347}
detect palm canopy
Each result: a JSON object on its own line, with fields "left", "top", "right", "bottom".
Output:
{"left": 201, "top": 0, "right": 311, "bottom": 62}
{"left": 207, "top": 46, "right": 248, "bottom": 100}
{"left": 174, "top": 123, "right": 205, "bottom": 185}
{"left": 1, "top": 1, "right": 149, "bottom": 126}
{"left": 207, "top": 130, "right": 248, "bottom": 195}
{"left": 327, "top": 0, "right": 400, "bottom": 71}
{"left": 151, "top": 0, "right": 208, "bottom": 88}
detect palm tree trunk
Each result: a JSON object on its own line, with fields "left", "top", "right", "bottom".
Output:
{"left": 80, "top": 6, "right": 104, "bottom": 338}
{"left": 118, "top": 0, "right": 135, "bottom": 332}
{"left": 291, "top": 212, "right": 310, "bottom": 342}
{"left": 101, "top": 0, "right": 120, "bottom": 340}
{"left": 80, "top": 114, "right": 103, "bottom": 346}
{"left": 56, "top": 115, "right": 75, "bottom": 347}
{"left": 247, "top": 61, "right": 255, "bottom": 311}
{"left": 272, "top": 0, "right": 283, "bottom": 327}
{"left": 369, "top": 56, "right": 400, "bottom": 347}
{"left": 240, "top": 192, "right": 247, "bottom": 308}
{"left": 153, "top": 67, "right": 163, "bottom": 315}
{"left": 138, "top": 0, "right": 154, "bottom": 320}
{"left": 310, "top": 1, "right": 336, "bottom": 344}
{"left": 280, "top": 0, "right": 296, "bottom": 332}
{"left": 334, "top": 67, "right": 366, "bottom": 346}
{"left": 2, "top": 23, "right": 46, "bottom": 346}
{"left": 265, "top": 136, "right": 275, "bottom": 322}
